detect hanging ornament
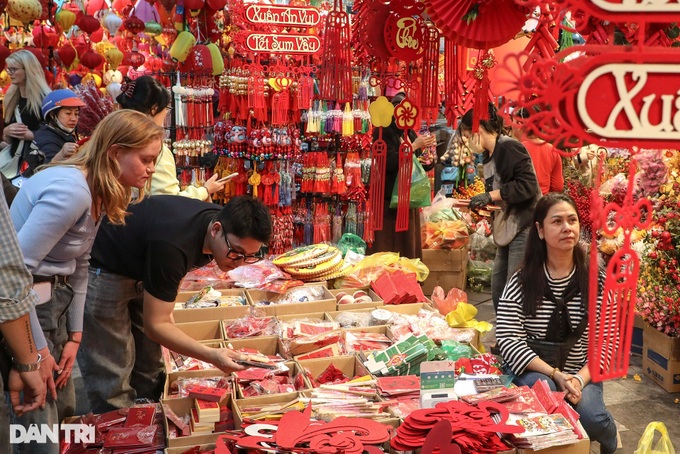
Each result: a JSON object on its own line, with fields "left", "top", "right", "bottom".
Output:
{"left": 106, "top": 81, "right": 122, "bottom": 98}
{"left": 383, "top": 1, "right": 427, "bottom": 62}
{"left": 123, "top": 15, "right": 145, "bottom": 35}
{"left": 57, "top": 42, "right": 77, "bottom": 68}
{"left": 205, "top": 0, "right": 225, "bottom": 10}
{"left": 206, "top": 42, "right": 224, "bottom": 75}
{"left": 77, "top": 14, "right": 101, "bottom": 34}
{"left": 156, "top": 25, "right": 178, "bottom": 47}
{"left": 424, "top": 0, "right": 527, "bottom": 49}
{"left": 179, "top": 43, "right": 211, "bottom": 73}
{"left": 55, "top": 9, "right": 77, "bottom": 32}
{"left": 368, "top": 96, "right": 395, "bottom": 231}
{"left": 146, "top": 54, "right": 162, "bottom": 71}
{"left": 0, "top": 45, "right": 10, "bottom": 70}
{"left": 32, "top": 24, "right": 59, "bottom": 49}
{"left": 184, "top": 0, "right": 204, "bottom": 12}
{"left": 103, "top": 11, "right": 123, "bottom": 35}
{"left": 6, "top": 0, "right": 42, "bottom": 22}
{"left": 169, "top": 31, "right": 196, "bottom": 62}
{"left": 123, "top": 44, "right": 146, "bottom": 69}
{"left": 318, "top": 0, "right": 352, "bottom": 102}
{"left": 144, "top": 21, "right": 162, "bottom": 36}
{"left": 80, "top": 49, "right": 104, "bottom": 71}
{"left": 103, "top": 68, "right": 123, "bottom": 84}
{"left": 352, "top": 0, "right": 392, "bottom": 59}
{"left": 394, "top": 97, "right": 419, "bottom": 232}
{"left": 105, "top": 47, "right": 124, "bottom": 69}
{"left": 82, "top": 72, "right": 102, "bottom": 87}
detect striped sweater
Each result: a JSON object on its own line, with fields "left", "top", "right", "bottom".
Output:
{"left": 496, "top": 267, "right": 605, "bottom": 376}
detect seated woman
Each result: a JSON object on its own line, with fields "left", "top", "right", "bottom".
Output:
{"left": 496, "top": 193, "right": 618, "bottom": 454}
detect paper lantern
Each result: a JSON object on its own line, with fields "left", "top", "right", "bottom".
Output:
{"left": 80, "top": 50, "right": 104, "bottom": 70}
{"left": 205, "top": 0, "right": 226, "bottom": 10}
{"left": 77, "top": 14, "right": 101, "bottom": 35}
{"left": 68, "top": 73, "right": 83, "bottom": 86}
{"left": 22, "top": 47, "right": 48, "bottom": 66}
{"left": 161, "top": 57, "right": 176, "bottom": 72}
{"left": 103, "top": 11, "right": 123, "bottom": 35}
{"left": 180, "top": 43, "right": 211, "bottom": 73}
{"left": 168, "top": 31, "right": 195, "bottom": 62}
{"left": 7, "top": 0, "right": 42, "bottom": 22}
{"left": 82, "top": 72, "right": 102, "bottom": 87}
{"left": 144, "top": 21, "right": 162, "bottom": 36}
{"left": 0, "top": 71, "right": 11, "bottom": 87}
{"left": 39, "top": 0, "right": 55, "bottom": 21}
{"left": 32, "top": 24, "right": 59, "bottom": 49}
{"left": 54, "top": 8, "right": 77, "bottom": 32}
{"left": 103, "top": 68, "right": 123, "bottom": 84}
{"left": 155, "top": 25, "right": 177, "bottom": 47}
{"left": 145, "top": 54, "right": 162, "bottom": 71}
{"left": 57, "top": 42, "right": 77, "bottom": 67}
{"left": 106, "top": 81, "right": 122, "bottom": 99}
{"left": 122, "top": 49, "right": 145, "bottom": 69}
{"left": 95, "top": 41, "right": 115, "bottom": 55}
{"left": 90, "top": 28, "right": 105, "bottom": 43}
{"left": 184, "top": 0, "right": 203, "bottom": 10}
{"left": 85, "top": 0, "right": 106, "bottom": 15}
{"left": 114, "top": 35, "right": 134, "bottom": 53}
{"left": 123, "top": 16, "right": 145, "bottom": 34}
{"left": 206, "top": 42, "right": 223, "bottom": 75}
{"left": 105, "top": 47, "right": 123, "bottom": 68}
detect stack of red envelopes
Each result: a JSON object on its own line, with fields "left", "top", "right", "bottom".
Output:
{"left": 372, "top": 270, "right": 427, "bottom": 305}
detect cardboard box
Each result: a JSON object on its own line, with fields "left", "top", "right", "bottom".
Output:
{"left": 176, "top": 320, "right": 224, "bottom": 342}
{"left": 631, "top": 314, "right": 645, "bottom": 356}
{"left": 163, "top": 369, "right": 232, "bottom": 400}
{"left": 163, "top": 341, "right": 223, "bottom": 375}
{"left": 234, "top": 361, "right": 311, "bottom": 399}
{"left": 329, "top": 287, "right": 385, "bottom": 311}
{"left": 225, "top": 335, "right": 289, "bottom": 360}
{"left": 233, "top": 393, "right": 301, "bottom": 429}
{"left": 162, "top": 395, "right": 231, "bottom": 448}
{"left": 516, "top": 437, "right": 589, "bottom": 454}
{"left": 297, "top": 355, "right": 372, "bottom": 383}
{"left": 173, "top": 289, "right": 249, "bottom": 323}
{"left": 246, "top": 286, "right": 336, "bottom": 316}
{"left": 421, "top": 247, "right": 468, "bottom": 295}
{"left": 642, "top": 324, "right": 680, "bottom": 393}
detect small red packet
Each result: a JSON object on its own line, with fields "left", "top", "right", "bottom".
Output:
{"left": 124, "top": 406, "right": 156, "bottom": 427}
{"left": 103, "top": 425, "right": 157, "bottom": 448}
{"left": 186, "top": 384, "right": 229, "bottom": 402}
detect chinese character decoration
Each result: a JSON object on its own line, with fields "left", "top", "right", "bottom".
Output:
{"left": 589, "top": 159, "right": 652, "bottom": 381}
{"left": 383, "top": 0, "right": 427, "bottom": 63}
{"left": 394, "top": 97, "right": 419, "bottom": 232}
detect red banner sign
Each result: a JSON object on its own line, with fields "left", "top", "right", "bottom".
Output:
{"left": 245, "top": 5, "right": 321, "bottom": 27}
{"left": 569, "top": 50, "right": 680, "bottom": 148}
{"left": 569, "top": 0, "right": 680, "bottom": 21}
{"left": 245, "top": 33, "right": 321, "bottom": 54}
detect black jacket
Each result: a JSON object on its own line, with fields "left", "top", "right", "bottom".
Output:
{"left": 34, "top": 123, "right": 77, "bottom": 164}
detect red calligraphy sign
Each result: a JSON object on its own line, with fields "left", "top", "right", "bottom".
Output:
{"left": 245, "top": 33, "right": 321, "bottom": 54}
{"left": 244, "top": 4, "right": 321, "bottom": 27}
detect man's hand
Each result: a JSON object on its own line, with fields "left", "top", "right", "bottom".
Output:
{"left": 8, "top": 369, "right": 46, "bottom": 416}
{"left": 209, "top": 348, "right": 246, "bottom": 374}
{"left": 469, "top": 192, "right": 492, "bottom": 210}
{"left": 55, "top": 341, "right": 79, "bottom": 389}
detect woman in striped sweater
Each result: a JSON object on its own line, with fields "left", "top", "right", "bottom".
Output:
{"left": 496, "top": 193, "right": 617, "bottom": 453}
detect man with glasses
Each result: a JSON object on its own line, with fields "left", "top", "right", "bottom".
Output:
{"left": 78, "top": 195, "right": 271, "bottom": 412}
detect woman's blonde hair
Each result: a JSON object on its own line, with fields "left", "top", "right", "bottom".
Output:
{"left": 51, "top": 110, "right": 165, "bottom": 225}
{"left": 3, "top": 50, "right": 51, "bottom": 123}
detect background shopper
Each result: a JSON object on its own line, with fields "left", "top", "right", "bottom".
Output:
{"left": 32, "top": 89, "right": 86, "bottom": 166}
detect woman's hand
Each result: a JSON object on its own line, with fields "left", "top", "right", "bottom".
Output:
{"left": 557, "top": 371, "right": 582, "bottom": 404}
{"left": 53, "top": 142, "right": 79, "bottom": 162}
{"left": 412, "top": 134, "right": 436, "bottom": 151}
{"left": 209, "top": 348, "right": 246, "bottom": 374}
{"left": 55, "top": 340, "right": 80, "bottom": 389}
{"left": 38, "top": 347, "right": 60, "bottom": 400}
{"left": 203, "top": 173, "right": 226, "bottom": 196}
{"left": 3, "top": 123, "right": 31, "bottom": 141}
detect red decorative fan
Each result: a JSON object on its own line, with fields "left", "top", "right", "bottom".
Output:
{"left": 425, "top": 0, "right": 528, "bottom": 49}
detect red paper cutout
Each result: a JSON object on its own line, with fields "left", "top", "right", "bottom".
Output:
{"left": 422, "top": 419, "right": 462, "bottom": 454}
{"left": 384, "top": 7, "right": 426, "bottom": 62}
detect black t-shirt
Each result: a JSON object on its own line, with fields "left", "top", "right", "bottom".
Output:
{"left": 90, "top": 196, "right": 220, "bottom": 302}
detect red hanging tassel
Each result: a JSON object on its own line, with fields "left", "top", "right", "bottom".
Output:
{"left": 370, "top": 127, "right": 387, "bottom": 231}
{"left": 396, "top": 138, "right": 413, "bottom": 232}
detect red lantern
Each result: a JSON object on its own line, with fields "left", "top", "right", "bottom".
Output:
{"left": 114, "top": 35, "right": 134, "bottom": 53}
{"left": 123, "top": 16, "right": 145, "bottom": 34}
{"left": 80, "top": 50, "right": 104, "bottom": 70}
{"left": 85, "top": 0, "right": 106, "bottom": 15}
{"left": 122, "top": 49, "right": 145, "bottom": 69}
{"left": 21, "top": 47, "right": 48, "bottom": 67}
{"left": 39, "top": 0, "right": 56, "bottom": 21}
{"left": 179, "top": 43, "right": 212, "bottom": 73}
{"left": 146, "top": 54, "right": 162, "bottom": 71}
{"left": 184, "top": 0, "right": 203, "bottom": 10}
{"left": 161, "top": 57, "right": 176, "bottom": 72}
{"left": 205, "top": 0, "right": 225, "bottom": 10}
{"left": 157, "top": 0, "right": 175, "bottom": 13}
{"left": 78, "top": 14, "right": 102, "bottom": 35}
{"left": 90, "top": 27, "right": 104, "bottom": 43}
{"left": 32, "top": 25, "right": 59, "bottom": 49}
{"left": 57, "top": 43, "right": 77, "bottom": 67}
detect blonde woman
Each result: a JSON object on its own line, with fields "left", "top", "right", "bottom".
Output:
{"left": 1, "top": 50, "right": 51, "bottom": 179}
{"left": 9, "top": 109, "right": 164, "bottom": 454}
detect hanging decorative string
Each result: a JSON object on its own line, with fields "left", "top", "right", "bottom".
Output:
{"left": 318, "top": 0, "right": 352, "bottom": 102}
{"left": 420, "top": 22, "right": 441, "bottom": 126}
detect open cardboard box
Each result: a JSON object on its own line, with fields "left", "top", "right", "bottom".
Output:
{"left": 165, "top": 443, "right": 217, "bottom": 454}
{"left": 163, "top": 341, "right": 224, "bottom": 375}
{"left": 246, "top": 285, "right": 336, "bottom": 316}
{"left": 234, "top": 361, "right": 311, "bottom": 399}
{"left": 297, "top": 355, "right": 372, "bottom": 384}
{"left": 329, "top": 287, "right": 385, "bottom": 311}
{"left": 176, "top": 320, "right": 224, "bottom": 342}
{"left": 225, "top": 335, "right": 290, "bottom": 360}
{"left": 233, "top": 392, "right": 301, "bottom": 429}
{"left": 173, "top": 289, "right": 250, "bottom": 323}
{"left": 162, "top": 394, "right": 231, "bottom": 448}
{"left": 163, "top": 369, "right": 232, "bottom": 400}
{"left": 221, "top": 314, "right": 278, "bottom": 341}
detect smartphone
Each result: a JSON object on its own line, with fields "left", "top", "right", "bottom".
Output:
{"left": 217, "top": 172, "right": 239, "bottom": 183}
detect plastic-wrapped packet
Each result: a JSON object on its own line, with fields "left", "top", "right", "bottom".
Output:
{"left": 334, "top": 311, "right": 372, "bottom": 328}
{"left": 224, "top": 313, "right": 279, "bottom": 338}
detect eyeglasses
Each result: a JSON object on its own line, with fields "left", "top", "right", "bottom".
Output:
{"left": 6, "top": 67, "right": 23, "bottom": 75}
{"left": 224, "top": 234, "right": 263, "bottom": 264}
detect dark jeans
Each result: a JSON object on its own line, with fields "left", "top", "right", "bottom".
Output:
{"left": 513, "top": 371, "right": 618, "bottom": 453}
{"left": 77, "top": 268, "right": 164, "bottom": 413}
{"left": 492, "top": 227, "right": 529, "bottom": 311}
